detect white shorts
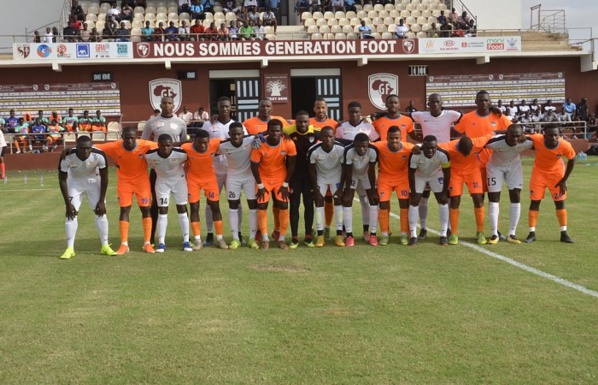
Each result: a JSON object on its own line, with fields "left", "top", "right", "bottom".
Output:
{"left": 317, "top": 178, "right": 342, "bottom": 197}
{"left": 155, "top": 176, "right": 188, "bottom": 207}
{"left": 68, "top": 176, "right": 102, "bottom": 211}
{"left": 349, "top": 174, "right": 372, "bottom": 196}
{"left": 0, "top": 130, "right": 6, "bottom": 147}
{"left": 226, "top": 173, "right": 257, "bottom": 201}
{"left": 414, "top": 169, "right": 445, "bottom": 194}
{"left": 486, "top": 162, "right": 524, "bottom": 192}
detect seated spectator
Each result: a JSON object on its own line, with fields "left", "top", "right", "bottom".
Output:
{"left": 253, "top": 20, "right": 265, "bottom": 40}
{"left": 505, "top": 100, "right": 518, "bottom": 120}
{"left": 358, "top": 20, "right": 374, "bottom": 39}
{"left": 70, "top": 16, "right": 82, "bottom": 31}
{"left": 115, "top": 22, "right": 131, "bottom": 42}
{"left": 518, "top": 99, "right": 530, "bottom": 116}
{"left": 237, "top": 10, "right": 248, "bottom": 24}
{"left": 457, "top": 11, "right": 470, "bottom": 29}
{"left": 464, "top": 19, "right": 476, "bottom": 37}
{"left": 12, "top": 118, "right": 30, "bottom": 154}
{"left": 142, "top": 21, "right": 155, "bottom": 41}
{"left": 78, "top": 110, "right": 93, "bottom": 131}
{"left": 437, "top": 10, "right": 447, "bottom": 26}
{"left": 328, "top": 0, "right": 344, "bottom": 12}
{"left": 193, "top": 106, "right": 210, "bottom": 124}
{"left": 52, "top": 27, "right": 60, "bottom": 42}
{"left": 30, "top": 118, "right": 51, "bottom": 153}
{"left": 497, "top": 100, "right": 506, "bottom": 113}
{"left": 102, "top": 23, "right": 116, "bottom": 41}
{"left": 135, "top": 0, "right": 148, "bottom": 7}
{"left": 91, "top": 110, "right": 107, "bottom": 132}
{"left": 205, "top": 22, "right": 218, "bottom": 40}
{"left": 190, "top": 19, "right": 205, "bottom": 41}
{"left": 239, "top": 20, "right": 254, "bottom": 40}
{"left": 179, "top": 20, "right": 190, "bottom": 41}
{"left": 440, "top": 22, "right": 453, "bottom": 38}
{"left": 427, "top": 22, "right": 440, "bottom": 38}
{"left": 543, "top": 99, "right": 557, "bottom": 113}
{"left": 62, "top": 109, "right": 79, "bottom": 132}
{"left": 529, "top": 98, "right": 540, "bottom": 113}
{"left": 394, "top": 19, "right": 409, "bottom": 38}
{"left": 248, "top": 8, "right": 260, "bottom": 23}
{"left": 224, "top": 0, "right": 241, "bottom": 13}
{"left": 178, "top": 106, "right": 194, "bottom": 125}
{"left": 179, "top": 0, "right": 192, "bottom": 13}
{"left": 541, "top": 108, "right": 558, "bottom": 122}
{"left": 63, "top": 24, "right": 80, "bottom": 42}
{"left": 309, "top": 0, "right": 321, "bottom": 12}
{"left": 90, "top": 27, "right": 101, "bottom": 42}
{"left": 558, "top": 108, "right": 572, "bottom": 123}
{"left": 47, "top": 119, "right": 64, "bottom": 151}
{"left": 49, "top": 111, "right": 62, "bottom": 126}
{"left": 121, "top": 3, "right": 134, "bottom": 21}
{"left": 80, "top": 23, "right": 91, "bottom": 42}
{"left": 217, "top": 22, "right": 229, "bottom": 40}
{"left": 5, "top": 110, "right": 20, "bottom": 133}
{"left": 448, "top": 7, "right": 458, "bottom": 25}
{"left": 190, "top": 1, "right": 204, "bottom": 19}
{"left": 36, "top": 110, "right": 50, "bottom": 125}
{"left": 262, "top": 7, "right": 277, "bottom": 32}
{"left": 295, "top": 0, "right": 309, "bottom": 13}
{"left": 107, "top": 4, "right": 121, "bottom": 21}
{"left": 201, "top": 0, "right": 215, "bottom": 14}
{"left": 228, "top": 21, "right": 239, "bottom": 40}
{"left": 154, "top": 22, "right": 166, "bottom": 41}
{"left": 165, "top": 21, "right": 179, "bottom": 41}
{"left": 244, "top": 0, "right": 258, "bottom": 12}
{"left": 562, "top": 97, "right": 576, "bottom": 116}
{"left": 267, "top": 0, "right": 280, "bottom": 12}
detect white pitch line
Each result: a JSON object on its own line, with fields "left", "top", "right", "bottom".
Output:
{"left": 382, "top": 207, "right": 598, "bottom": 298}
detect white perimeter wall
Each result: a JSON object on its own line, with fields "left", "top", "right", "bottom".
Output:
{"left": 463, "top": 0, "right": 523, "bottom": 30}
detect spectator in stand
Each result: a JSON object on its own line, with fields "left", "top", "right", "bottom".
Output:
{"left": 154, "top": 22, "right": 166, "bottom": 41}
{"left": 240, "top": 21, "right": 254, "bottom": 40}
{"left": 47, "top": 119, "right": 64, "bottom": 151}
{"left": 193, "top": 106, "right": 210, "bottom": 124}
{"left": 358, "top": 20, "right": 374, "bottom": 39}
{"left": 71, "top": 0, "right": 85, "bottom": 21}
{"left": 5, "top": 110, "right": 20, "bottom": 133}
{"left": 13, "top": 118, "right": 30, "bottom": 153}
{"left": 224, "top": 0, "right": 241, "bottom": 13}
{"left": 394, "top": 19, "right": 409, "bottom": 39}
{"left": 116, "top": 22, "right": 131, "bottom": 42}
{"left": 190, "top": 19, "right": 204, "bottom": 40}
{"left": 178, "top": 106, "right": 194, "bottom": 125}
{"left": 237, "top": 9, "right": 248, "bottom": 25}
{"left": 190, "top": 1, "right": 204, "bottom": 19}
{"left": 263, "top": 7, "right": 277, "bottom": 32}
{"left": 558, "top": 108, "right": 572, "bottom": 124}
{"left": 457, "top": 11, "right": 470, "bottom": 29}
{"left": 179, "top": 20, "right": 190, "bottom": 41}
{"left": 121, "top": 3, "right": 134, "bottom": 21}
{"left": 43, "top": 27, "right": 53, "bottom": 43}
{"left": 543, "top": 99, "right": 557, "bottom": 113}
{"left": 562, "top": 97, "right": 576, "bottom": 117}
{"left": 440, "top": 22, "right": 453, "bottom": 38}
{"left": 90, "top": 27, "right": 101, "bottom": 42}
{"left": 328, "top": 0, "right": 344, "bottom": 12}
{"left": 518, "top": 99, "right": 530, "bottom": 116}
{"left": 80, "top": 23, "right": 91, "bottom": 41}
{"left": 165, "top": 21, "right": 179, "bottom": 41}
{"left": 427, "top": 22, "right": 440, "bottom": 38}
{"left": 78, "top": 110, "right": 93, "bottom": 131}
{"left": 62, "top": 109, "right": 79, "bottom": 132}
{"left": 107, "top": 4, "right": 121, "bottom": 21}
{"left": 63, "top": 23, "right": 80, "bottom": 42}
{"left": 344, "top": 0, "right": 357, "bottom": 12}
{"left": 178, "top": 0, "right": 192, "bottom": 13}
{"left": 70, "top": 16, "right": 82, "bottom": 31}
{"left": 464, "top": 19, "right": 476, "bottom": 37}
{"left": 91, "top": 110, "right": 107, "bottom": 132}
{"left": 201, "top": 0, "right": 215, "bottom": 14}
{"left": 529, "top": 98, "right": 540, "bottom": 113}
{"left": 142, "top": 21, "right": 154, "bottom": 41}
{"left": 103, "top": 22, "right": 116, "bottom": 41}
{"left": 576, "top": 97, "right": 588, "bottom": 122}
{"left": 205, "top": 22, "right": 218, "bottom": 40}
{"left": 267, "top": 0, "right": 280, "bottom": 13}
{"left": 52, "top": 27, "right": 60, "bottom": 42}
{"left": 37, "top": 110, "right": 50, "bottom": 125}
{"left": 496, "top": 99, "right": 506, "bottom": 114}
{"left": 530, "top": 108, "right": 543, "bottom": 132}
{"left": 506, "top": 100, "right": 518, "bottom": 121}
{"left": 248, "top": 8, "right": 260, "bottom": 23}
{"left": 254, "top": 20, "right": 265, "bottom": 40}
{"left": 406, "top": 100, "right": 417, "bottom": 113}
{"left": 33, "top": 30, "right": 41, "bottom": 43}
{"left": 437, "top": 10, "right": 447, "bottom": 26}
{"left": 30, "top": 118, "right": 51, "bottom": 153}
{"left": 541, "top": 108, "right": 558, "bottom": 122}
{"left": 244, "top": 0, "right": 258, "bottom": 12}
{"left": 228, "top": 20, "right": 239, "bottom": 40}
{"left": 50, "top": 111, "right": 62, "bottom": 126}
{"left": 309, "top": 0, "right": 321, "bottom": 12}
{"left": 448, "top": 7, "right": 458, "bottom": 26}
{"left": 217, "top": 22, "right": 229, "bottom": 40}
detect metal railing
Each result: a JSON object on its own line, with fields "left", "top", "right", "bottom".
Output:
{"left": 3, "top": 130, "right": 121, "bottom": 154}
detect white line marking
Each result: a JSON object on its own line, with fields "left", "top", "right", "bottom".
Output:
{"left": 374, "top": 202, "right": 598, "bottom": 298}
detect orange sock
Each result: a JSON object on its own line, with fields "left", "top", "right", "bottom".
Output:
{"left": 191, "top": 221, "right": 201, "bottom": 237}
{"left": 325, "top": 200, "right": 334, "bottom": 227}
{"left": 450, "top": 208, "right": 460, "bottom": 235}
{"left": 279, "top": 209, "right": 289, "bottom": 236}
{"left": 258, "top": 209, "right": 268, "bottom": 235}
{"left": 379, "top": 208, "right": 390, "bottom": 234}
{"left": 400, "top": 208, "right": 409, "bottom": 234}
{"left": 119, "top": 220, "right": 129, "bottom": 243}
{"left": 273, "top": 206, "right": 280, "bottom": 231}
{"left": 142, "top": 217, "right": 152, "bottom": 243}
{"left": 529, "top": 210, "right": 539, "bottom": 228}
{"left": 0, "top": 162, "right": 5, "bottom": 178}
{"left": 214, "top": 220, "right": 224, "bottom": 236}
{"left": 556, "top": 209, "right": 567, "bottom": 227}
{"left": 474, "top": 207, "right": 485, "bottom": 232}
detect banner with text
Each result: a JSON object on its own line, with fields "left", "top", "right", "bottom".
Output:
{"left": 418, "top": 36, "right": 521, "bottom": 54}
{"left": 426, "top": 72, "right": 565, "bottom": 108}
{"left": 13, "top": 42, "right": 133, "bottom": 61}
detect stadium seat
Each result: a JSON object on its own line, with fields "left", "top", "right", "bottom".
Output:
{"left": 384, "top": 17, "right": 394, "bottom": 25}
{"left": 342, "top": 25, "right": 353, "bottom": 34}
{"left": 417, "top": 16, "right": 427, "bottom": 25}
{"left": 421, "top": 23, "right": 431, "bottom": 31}
{"left": 324, "top": 11, "right": 334, "bottom": 20}
{"left": 225, "top": 13, "right": 236, "bottom": 21}
{"left": 304, "top": 19, "right": 316, "bottom": 28}
{"left": 132, "top": 20, "right": 143, "bottom": 28}
{"left": 384, "top": 3, "right": 394, "bottom": 11}
{"left": 330, "top": 25, "right": 342, "bottom": 34}
{"left": 381, "top": 32, "right": 393, "bottom": 39}
{"left": 370, "top": 32, "right": 380, "bottom": 39}
{"left": 97, "top": 13, "right": 106, "bottom": 21}
{"left": 202, "top": 19, "right": 212, "bottom": 28}
{"left": 131, "top": 27, "right": 142, "bottom": 36}
{"left": 410, "top": 23, "right": 421, "bottom": 32}
{"left": 87, "top": 5, "right": 99, "bottom": 15}
{"left": 95, "top": 21, "right": 105, "bottom": 30}
{"left": 156, "top": 12, "right": 167, "bottom": 20}
{"left": 373, "top": 4, "right": 384, "bottom": 12}
{"left": 327, "top": 18, "right": 338, "bottom": 26}
{"left": 428, "top": 16, "right": 437, "bottom": 24}
{"left": 145, "top": 13, "right": 156, "bottom": 21}
{"left": 411, "top": 10, "right": 420, "bottom": 18}
{"left": 301, "top": 12, "right": 312, "bottom": 21}
{"left": 264, "top": 26, "right": 274, "bottom": 34}
{"left": 432, "top": 9, "right": 441, "bottom": 17}
{"left": 133, "top": 13, "right": 144, "bottom": 21}
{"left": 324, "top": 33, "right": 335, "bottom": 40}
{"left": 350, "top": 17, "right": 360, "bottom": 26}
{"left": 316, "top": 18, "right": 327, "bottom": 27}
{"left": 214, "top": 11, "right": 225, "bottom": 19}
{"left": 363, "top": 4, "right": 374, "bottom": 12}
{"left": 319, "top": 25, "right": 330, "bottom": 34}
{"left": 356, "top": 11, "right": 366, "bottom": 19}
{"left": 146, "top": 6, "right": 156, "bottom": 14}
{"left": 376, "top": 25, "right": 387, "bottom": 33}
{"left": 353, "top": 25, "right": 361, "bottom": 33}
{"left": 168, "top": 12, "right": 179, "bottom": 20}
{"left": 346, "top": 11, "right": 356, "bottom": 19}
{"left": 338, "top": 18, "right": 350, "bottom": 26}
{"left": 417, "top": 3, "right": 425, "bottom": 12}
{"left": 378, "top": 10, "right": 388, "bottom": 18}
{"left": 335, "top": 11, "right": 345, "bottom": 19}
{"left": 406, "top": 16, "right": 416, "bottom": 25}
{"left": 311, "top": 32, "right": 323, "bottom": 40}
{"left": 86, "top": 14, "right": 98, "bottom": 22}
{"left": 307, "top": 25, "right": 318, "bottom": 34}
{"left": 422, "top": 10, "right": 431, "bottom": 18}
{"left": 157, "top": 6, "right": 167, "bottom": 14}
{"left": 204, "top": 12, "right": 214, "bottom": 20}
{"left": 180, "top": 12, "right": 191, "bottom": 21}
{"left": 313, "top": 11, "right": 324, "bottom": 19}
{"left": 372, "top": 17, "right": 383, "bottom": 26}
{"left": 85, "top": 21, "right": 95, "bottom": 29}
{"left": 134, "top": 6, "right": 145, "bottom": 13}
{"left": 406, "top": 3, "right": 414, "bottom": 11}
{"left": 122, "top": 20, "right": 132, "bottom": 29}
{"left": 400, "top": 10, "right": 410, "bottom": 19}
{"left": 168, "top": 6, "right": 178, "bottom": 14}
{"left": 100, "top": 3, "right": 111, "bottom": 13}
{"left": 438, "top": 3, "right": 447, "bottom": 10}
{"left": 387, "top": 24, "right": 397, "bottom": 33}
{"left": 334, "top": 32, "right": 346, "bottom": 39}
{"left": 213, "top": 6, "right": 223, "bottom": 12}
{"left": 389, "top": 10, "right": 399, "bottom": 18}
{"left": 416, "top": 31, "right": 427, "bottom": 38}
{"left": 367, "top": 10, "right": 377, "bottom": 19}
{"left": 346, "top": 32, "right": 357, "bottom": 39}
{"left": 396, "top": 4, "right": 406, "bottom": 11}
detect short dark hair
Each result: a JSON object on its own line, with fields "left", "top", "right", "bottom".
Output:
{"left": 196, "top": 129, "right": 210, "bottom": 139}
{"left": 354, "top": 133, "right": 369, "bottom": 143}
{"left": 217, "top": 96, "right": 231, "bottom": 104}
{"left": 321, "top": 126, "right": 334, "bottom": 134}
{"left": 348, "top": 101, "right": 361, "bottom": 109}
{"left": 77, "top": 135, "right": 92, "bottom": 145}
{"left": 122, "top": 126, "right": 137, "bottom": 135}
{"left": 229, "top": 122, "right": 244, "bottom": 131}
{"left": 423, "top": 135, "right": 437, "bottom": 143}
{"left": 388, "top": 125, "right": 400, "bottom": 135}
{"left": 158, "top": 133, "right": 172, "bottom": 143}
{"left": 267, "top": 119, "right": 283, "bottom": 130}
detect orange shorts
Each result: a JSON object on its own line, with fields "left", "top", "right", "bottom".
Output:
{"left": 188, "top": 177, "right": 220, "bottom": 203}
{"left": 378, "top": 179, "right": 409, "bottom": 202}
{"left": 449, "top": 169, "right": 483, "bottom": 197}
{"left": 530, "top": 170, "right": 566, "bottom": 202}
{"left": 257, "top": 179, "right": 288, "bottom": 204}
{"left": 118, "top": 179, "right": 152, "bottom": 207}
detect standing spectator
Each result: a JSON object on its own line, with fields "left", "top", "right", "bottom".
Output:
{"left": 190, "top": 19, "right": 204, "bottom": 40}
{"left": 178, "top": 106, "right": 194, "bottom": 125}
{"left": 33, "top": 30, "right": 41, "bottom": 43}
{"left": 142, "top": 21, "right": 154, "bottom": 41}
{"left": 115, "top": 22, "right": 131, "bottom": 42}
{"left": 562, "top": 97, "right": 576, "bottom": 117}
{"left": 44, "top": 27, "right": 53, "bottom": 43}
{"left": 52, "top": 27, "right": 60, "bottom": 42}
{"left": 394, "top": 19, "right": 409, "bottom": 38}
{"left": 178, "top": 20, "right": 190, "bottom": 41}
{"left": 358, "top": 20, "right": 373, "bottom": 39}
{"left": 576, "top": 97, "right": 588, "bottom": 122}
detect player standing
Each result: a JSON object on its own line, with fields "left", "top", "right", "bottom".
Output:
{"left": 373, "top": 126, "right": 414, "bottom": 246}
{"left": 145, "top": 135, "right": 192, "bottom": 252}
{"left": 342, "top": 133, "right": 379, "bottom": 246}
{"left": 373, "top": 94, "right": 418, "bottom": 143}
{"left": 484, "top": 124, "right": 533, "bottom": 244}
{"left": 95, "top": 126, "right": 157, "bottom": 254}
{"left": 408, "top": 135, "right": 451, "bottom": 246}
{"left": 58, "top": 136, "right": 117, "bottom": 259}
{"left": 525, "top": 124, "right": 576, "bottom": 243}
{"left": 308, "top": 126, "right": 346, "bottom": 247}
{"left": 250, "top": 119, "right": 297, "bottom": 250}
{"left": 243, "top": 99, "right": 290, "bottom": 135}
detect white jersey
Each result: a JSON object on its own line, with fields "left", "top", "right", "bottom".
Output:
{"left": 60, "top": 148, "right": 107, "bottom": 179}
{"left": 0, "top": 130, "right": 6, "bottom": 147}
{"left": 485, "top": 135, "right": 533, "bottom": 167}
{"left": 343, "top": 144, "right": 378, "bottom": 177}
{"left": 411, "top": 110, "right": 462, "bottom": 144}
{"left": 308, "top": 141, "right": 345, "bottom": 182}
{"left": 145, "top": 148, "right": 187, "bottom": 181}
{"left": 335, "top": 120, "right": 379, "bottom": 142}
{"left": 201, "top": 119, "right": 247, "bottom": 173}
{"left": 518, "top": 105, "right": 530, "bottom": 114}
{"left": 409, "top": 148, "right": 450, "bottom": 178}
{"left": 218, "top": 136, "right": 254, "bottom": 179}
{"left": 141, "top": 115, "right": 188, "bottom": 142}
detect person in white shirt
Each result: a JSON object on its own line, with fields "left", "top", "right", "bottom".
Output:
{"left": 107, "top": 4, "right": 121, "bottom": 20}
{"left": 193, "top": 106, "right": 210, "bottom": 123}
{"left": 178, "top": 105, "right": 194, "bottom": 125}
{"left": 58, "top": 136, "right": 117, "bottom": 259}
{"left": 395, "top": 19, "right": 409, "bottom": 38}
{"left": 178, "top": 20, "right": 190, "bottom": 41}
{"left": 506, "top": 100, "right": 518, "bottom": 121}
{"left": 496, "top": 99, "right": 506, "bottom": 114}
{"left": 518, "top": 99, "right": 531, "bottom": 116}
{"left": 43, "top": 27, "right": 53, "bottom": 43}
{"left": 145, "top": 134, "right": 193, "bottom": 252}
{"left": 336, "top": 101, "right": 379, "bottom": 142}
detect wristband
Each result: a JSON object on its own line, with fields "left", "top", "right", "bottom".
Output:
{"left": 258, "top": 183, "right": 264, "bottom": 189}
{"left": 282, "top": 182, "right": 289, "bottom": 188}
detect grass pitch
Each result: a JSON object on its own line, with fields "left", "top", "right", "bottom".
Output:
{"left": 0, "top": 158, "right": 597, "bottom": 384}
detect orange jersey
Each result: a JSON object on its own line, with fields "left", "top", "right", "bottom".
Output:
{"left": 373, "top": 141, "right": 414, "bottom": 185}
{"left": 243, "top": 115, "right": 290, "bottom": 135}
{"left": 95, "top": 139, "right": 157, "bottom": 182}
{"left": 454, "top": 111, "right": 511, "bottom": 166}
{"left": 250, "top": 138, "right": 297, "bottom": 183}
{"left": 529, "top": 134, "right": 575, "bottom": 174}
{"left": 181, "top": 139, "right": 221, "bottom": 182}
{"left": 373, "top": 114, "right": 414, "bottom": 142}
{"left": 309, "top": 117, "right": 338, "bottom": 130}
{"left": 439, "top": 136, "right": 491, "bottom": 176}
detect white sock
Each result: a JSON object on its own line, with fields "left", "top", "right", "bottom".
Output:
{"left": 408, "top": 205, "right": 419, "bottom": 238}
{"left": 334, "top": 205, "right": 343, "bottom": 231}
{"left": 157, "top": 214, "right": 168, "bottom": 244}
{"left": 419, "top": 197, "right": 429, "bottom": 230}
{"left": 205, "top": 204, "right": 214, "bottom": 233}
{"left": 95, "top": 215, "right": 109, "bottom": 246}
{"left": 315, "top": 206, "right": 324, "bottom": 231}
{"left": 249, "top": 209, "right": 258, "bottom": 240}
{"left": 216, "top": 233, "right": 223, "bottom": 240}
{"left": 65, "top": 217, "right": 78, "bottom": 248}
{"left": 229, "top": 208, "right": 239, "bottom": 240}
{"left": 343, "top": 206, "right": 353, "bottom": 234}
{"left": 489, "top": 202, "right": 499, "bottom": 236}
{"left": 369, "top": 204, "right": 379, "bottom": 234}
{"left": 560, "top": 225, "right": 567, "bottom": 231}
{"left": 178, "top": 213, "right": 190, "bottom": 242}
{"left": 509, "top": 203, "right": 521, "bottom": 236}
{"left": 359, "top": 195, "right": 370, "bottom": 226}
{"left": 439, "top": 204, "right": 449, "bottom": 236}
